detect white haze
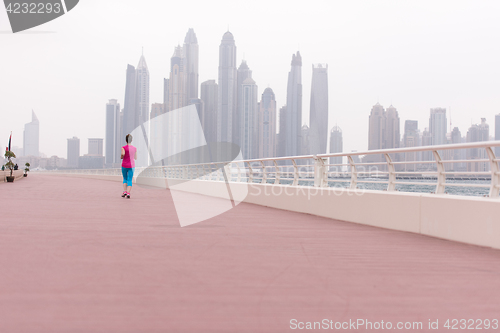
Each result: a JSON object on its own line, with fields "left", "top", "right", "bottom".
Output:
{"left": 0, "top": 0, "right": 499, "bottom": 157}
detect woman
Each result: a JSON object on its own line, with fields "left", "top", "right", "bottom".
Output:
{"left": 121, "top": 134, "right": 137, "bottom": 199}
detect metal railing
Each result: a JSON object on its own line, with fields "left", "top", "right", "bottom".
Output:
{"left": 48, "top": 141, "right": 500, "bottom": 198}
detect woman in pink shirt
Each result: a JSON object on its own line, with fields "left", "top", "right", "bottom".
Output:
{"left": 121, "top": 134, "right": 137, "bottom": 199}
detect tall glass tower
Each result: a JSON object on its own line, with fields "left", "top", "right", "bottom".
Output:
{"left": 285, "top": 52, "right": 302, "bottom": 157}
{"left": 217, "top": 31, "right": 237, "bottom": 145}
{"left": 23, "top": 110, "right": 39, "bottom": 157}
{"left": 309, "top": 64, "right": 328, "bottom": 156}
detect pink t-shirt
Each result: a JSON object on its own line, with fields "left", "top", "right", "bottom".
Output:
{"left": 122, "top": 145, "right": 137, "bottom": 168}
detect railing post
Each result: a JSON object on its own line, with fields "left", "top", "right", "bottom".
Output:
{"left": 291, "top": 159, "right": 299, "bottom": 186}
{"left": 247, "top": 161, "right": 253, "bottom": 183}
{"left": 348, "top": 156, "right": 358, "bottom": 189}
{"left": 433, "top": 150, "right": 446, "bottom": 194}
{"left": 260, "top": 161, "right": 267, "bottom": 184}
{"left": 486, "top": 147, "right": 499, "bottom": 198}
{"left": 223, "top": 163, "right": 231, "bottom": 183}
{"left": 236, "top": 162, "right": 242, "bottom": 182}
{"left": 313, "top": 156, "right": 327, "bottom": 187}
{"left": 217, "top": 163, "right": 224, "bottom": 181}
{"left": 273, "top": 160, "right": 280, "bottom": 185}
{"left": 384, "top": 153, "right": 396, "bottom": 191}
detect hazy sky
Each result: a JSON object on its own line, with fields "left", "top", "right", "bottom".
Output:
{"left": 1, "top": 0, "right": 499, "bottom": 158}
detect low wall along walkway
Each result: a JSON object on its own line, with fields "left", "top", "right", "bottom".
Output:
{"left": 50, "top": 172, "right": 500, "bottom": 250}
{"left": 1, "top": 170, "right": 25, "bottom": 182}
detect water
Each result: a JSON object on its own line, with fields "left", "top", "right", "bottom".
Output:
{"left": 253, "top": 177, "right": 492, "bottom": 197}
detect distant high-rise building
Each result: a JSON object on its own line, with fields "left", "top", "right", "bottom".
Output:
{"left": 200, "top": 80, "right": 218, "bottom": 145}
{"left": 284, "top": 52, "right": 302, "bottom": 157}
{"left": 149, "top": 103, "right": 165, "bottom": 162}
{"left": 309, "top": 64, "right": 328, "bottom": 156}
{"left": 368, "top": 103, "right": 386, "bottom": 151}
{"left": 23, "top": 110, "right": 39, "bottom": 157}
{"left": 495, "top": 114, "right": 500, "bottom": 157}
{"left": 277, "top": 106, "right": 287, "bottom": 157}
{"left": 367, "top": 103, "right": 401, "bottom": 164}
{"left": 403, "top": 120, "right": 419, "bottom": 169}
{"left": 136, "top": 54, "right": 150, "bottom": 127}
{"left": 429, "top": 108, "right": 447, "bottom": 145}
{"left": 183, "top": 28, "right": 199, "bottom": 101}
{"left": 467, "top": 118, "right": 489, "bottom": 171}
{"left": 217, "top": 31, "right": 237, "bottom": 146}
{"left": 421, "top": 128, "right": 432, "bottom": 161}
{"left": 258, "top": 88, "right": 277, "bottom": 158}
{"left": 451, "top": 127, "right": 462, "bottom": 144}
{"left": 105, "top": 99, "right": 121, "bottom": 167}
{"left": 163, "top": 78, "right": 170, "bottom": 112}
{"left": 239, "top": 77, "right": 258, "bottom": 159}
{"left": 403, "top": 120, "right": 419, "bottom": 147}
{"left": 300, "top": 124, "right": 310, "bottom": 157}
{"left": 236, "top": 60, "right": 252, "bottom": 147}
{"left": 121, "top": 54, "right": 149, "bottom": 165}
{"left": 122, "top": 64, "right": 137, "bottom": 137}
{"left": 385, "top": 105, "right": 400, "bottom": 149}
{"left": 451, "top": 127, "right": 465, "bottom": 171}
{"left": 329, "top": 126, "right": 343, "bottom": 170}
{"left": 67, "top": 137, "right": 80, "bottom": 168}
{"left": 168, "top": 46, "right": 187, "bottom": 111}
{"left": 88, "top": 138, "right": 103, "bottom": 156}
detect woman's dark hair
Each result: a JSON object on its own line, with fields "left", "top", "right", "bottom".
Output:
{"left": 126, "top": 134, "right": 133, "bottom": 143}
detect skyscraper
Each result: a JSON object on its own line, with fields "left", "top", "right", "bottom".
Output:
{"left": 421, "top": 128, "right": 432, "bottom": 161}
{"left": 429, "top": 108, "right": 447, "bottom": 145}
{"left": 329, "top": 126, "right": 343, "bottom": 170}
{"left": 495, "top": 114, "right": 500, "bottom": 157}
{"left": 277, "top": 106, "right": 287, "bottom": 157}
{"left": 385, "top": 105, "right": 400, "bottom": 149}
{"left": 67, "top": 136, "right": 80, "bottom": 168}
{"left": 168, "top": 46, "right": 187, "bottom": 111}
{"left": 368, "top": 103, "right": 386, "bottom": 151}
{"left": 136, "top": 54, "right": 150, "bottom": 127}
{"left": 23, "top": 110, "right": 39, "bottom": 157}
{"left": 300, "top": 124, "right": 310, "bottom": 157}
{"left": 466, "top": 118, "right": 489, "bottom": 171}
{"left": 200, "top": 80, "right": 218, "bottom": 145}
{"left": 309, "top": 64, "right": 328, "bottom": 156}
{"left": 236, "top": 60, "right": 252, "bottom": 147}
{"left": 166, "top": 46, "right": 188, "bottom": 163}
{"left": 403, "top": 120, "right": 419, "bottom": 148}
{"left": 88, "top": 138, "right": 103, "bottom": 156}
{"left": 451, "top": 127, "right": 465, "bottom": 171}
{"left": 163, "top": 78, "right": 170, "bottom": 112}
{"left": 284, "top": 52, "right": 302, "bottom": 157}
{"left": 105, "top": 99, "right": 121, "bottom": 167}
{"left": 258, "top": 88, "right": 277, "bottom": 158}
{"left": 239, "top": 77, "right": 258, "bottom": 159}
{"left": 149, "top": 103, "right": 165, "bottom": 162}
{"left": 217, "top": 31, "right": 237, "bottom": 146}
{"left": 183, "top": 28, "right": 199, "bottom": 101}
{"left": 122, "top": 64, "right": 137, "bottom": 137}
{"left": 121, "top": 54, "right": 150, "bottom": 164}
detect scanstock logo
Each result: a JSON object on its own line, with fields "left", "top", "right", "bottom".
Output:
{"left": 130, "top": 105, "right": 249, "bottom": 227}
{"left": 3, "top": 0, "right": 79, "bottom": 33}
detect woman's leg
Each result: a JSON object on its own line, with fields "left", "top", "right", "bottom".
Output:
{"left": 122, "top": 167, "right": 128, "bottom": 192}
{"left": 126, "top": 168, "right": 134, "bottom": 193}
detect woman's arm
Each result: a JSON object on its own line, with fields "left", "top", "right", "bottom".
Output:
{"left": 134, "top": 150, "right": 137, "bottom": 160}
{"left": 121, "top": 148, "right": 125, "bottom": 159}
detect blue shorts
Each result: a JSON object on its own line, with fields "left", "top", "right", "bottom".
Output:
{"left": 122, "top": 167, "right": 135, "bottom": 187}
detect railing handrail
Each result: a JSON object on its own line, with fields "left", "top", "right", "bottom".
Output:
{"left": 38, "top": 141, "right": 500, "bottom": 198}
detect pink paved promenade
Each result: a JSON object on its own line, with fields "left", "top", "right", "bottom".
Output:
{"left": 1, "top": 174, "right": 500, "bottom": 333}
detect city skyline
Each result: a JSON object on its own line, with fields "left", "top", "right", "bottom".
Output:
{"left": 1, "top": 1, "right": 500, "bottom": 158}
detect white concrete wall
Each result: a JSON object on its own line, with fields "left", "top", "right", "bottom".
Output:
{"left": 46, "top": 172, "right": 500, "bottom": 249}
